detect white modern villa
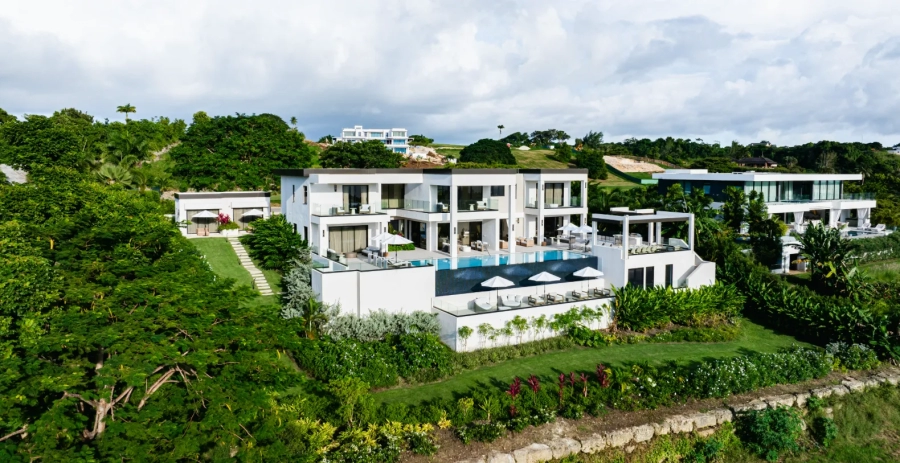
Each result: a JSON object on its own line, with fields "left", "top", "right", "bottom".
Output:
{"left": 279, "top": 168, "right": 716, "bottom": 351}
{"left": 653, "top": 169, "right": 890, "bottom": 272}
{"left": 653, "top": 169, "right": 882, "bottom": 235}
{"left": 336, "top": 125, "right": 409, "bottom": 154}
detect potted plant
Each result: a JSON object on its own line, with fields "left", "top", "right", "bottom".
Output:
{"left": 217, "top": 213, "right": 240, "bottom": 236}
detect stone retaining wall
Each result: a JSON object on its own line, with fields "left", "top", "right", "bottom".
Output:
{"left": 454, "top": 370, "right": 900, "bottom": 463}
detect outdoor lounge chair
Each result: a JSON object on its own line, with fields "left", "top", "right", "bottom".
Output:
{"left": 527, "top": 295, "right": 543, "bottom": 306}
{"left": 360, "top": 204, "right": 371, "bottom": 213}
{"left": 335, "top": 206, "right": 346, "bottom": 215}
{"left": 874, "top": 224, "right": 887, "bottom": 232}
{"left": 547, "top": 293, "right": 564, "bottom": 303}
{"left": 476, "top": 200, "right": 488, "bottom": 210}
{"left": 474, "top": 298, "right": 492, "bottom": 312}
{"left": 501, "top": 295, "right": 522, "bottom": 308}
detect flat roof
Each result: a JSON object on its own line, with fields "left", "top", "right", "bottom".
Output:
{"left": 175, "top": 191, "right": 270, "bottom": 199}
{"left": 653, "top": 169, "right": 862, "bottom": 182}
{"left": 592, "top": 211, "right": 692, "bottom": 224}
{"left": 274, "top": 168, "right": 588, "bottom": 176}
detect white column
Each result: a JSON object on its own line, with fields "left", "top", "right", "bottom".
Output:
{"left": 688, "top": 214, "right": 695, "bottom": 251}
{"left": 450, "top": 186, "right": 458, "bottom": 258}
{"left": 507, "top": 185, "right": 516, "bottom": 254}
{"left": 655, "top": 222, "right": 662, "bottom": 245}
{"left": 321, "top": 225, "right": 329, "bottom": 255}
{"left": 622, "top": 216, "right": 629, "bottom": 261}
{"left": 537, "top": 180, "right": 545, "bottom": 245}
{"left": 648, "top": 222, "right": 654, "bottom": 245}
{"left": 492, "top": 218, "right": 500, "bottom": 251}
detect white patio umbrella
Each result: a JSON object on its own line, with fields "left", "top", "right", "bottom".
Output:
{"left": 191, "top": 210, "right": 217, "bottom": 230}
{"left": 371, "top": 231, "right": 393, "bottom": 249}
{"left": 573, "top": 266, "right": 604, "bottom": 291}
{"left": 481, "top": 276, "right": 515, "bottom": 307}
{"left": 381, "top": 233, "right": 413, "bottom": 261}
{"left": 528, "top": 271, "right": 561, "bottom": 296}
{"left": 242, "top": 208, "right": 265, "bottom": 217}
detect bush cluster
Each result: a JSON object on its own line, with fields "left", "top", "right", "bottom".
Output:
{"left": 853, "top": 232, "right": 900, "bottom": 264}
{"left": 240, "top": 214, "right": 306, "bottom": 271}
{"left": 374, "top": 346, "right": 846, "bottom": 439}
{"left": 723, "top": 251, "right": 900, "bottom": 360}
{"left": 324, "top": 311, "right": 440, "bottom": 342}
{"left": 736, "top": 407, "right": 804, "bottom": 461}
{"left": 295, "top": 333, "right": 451, "bottom": 387}
{"left": 826, "top": 342, "right": 880, "bottom": 371}
{"left": 567, "top": 323, "right": 740, "bottom": 347}
{"left": 612, "top": 283, "right": 744, "bottom": 332}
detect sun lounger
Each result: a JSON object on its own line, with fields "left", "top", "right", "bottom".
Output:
{"left": 474, "top": 298, "right": 493, "bottom": 312}
{"left": 501, "top": 295, "right": 522, "bottom": 308}
{"left": 527, "top": 295, "right": 543, "bottom": 306}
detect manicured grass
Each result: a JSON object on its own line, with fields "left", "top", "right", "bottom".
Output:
{"left": 592, "top": 172, "right": 644, "bottom": 190}
{"left": 859, "top": 258, "right": 900, "bottom": 283}
{"left": 191, "top": 238, "right": 253, "bottom": 288}
{"left": 270, "top": 193, "right": 281, "bottom": 205}
{"left": 513, "top": 149, "right": 570, "bottom": 169}
{"left": 374, "top": 320, "right": 811, "bottom": 405}
{"left": 190, "top": 238, "right": 282, "bottom": 303}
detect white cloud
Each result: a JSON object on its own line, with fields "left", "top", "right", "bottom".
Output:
{"left": 2, "top": 0, "right": 900, "bottom": 145}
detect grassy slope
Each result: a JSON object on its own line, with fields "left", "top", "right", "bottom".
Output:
{"left": 191, "top": 238, "right": 253, "bottom": 288}
{"left": 859, "top": 258, "right": 900, "bottom": 283}
{"left": 190, "top": 238, "right": 282, "bottom": 306}
{"left": 374, "top": 320, "right": 810, "bottom": 405}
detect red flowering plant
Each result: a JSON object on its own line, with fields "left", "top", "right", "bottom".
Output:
{"left": 581, "top": 373, "right": 589, "bottom": 398}
{"left": 558, "top": 373, "right": 566, "bottom": 407}
{"left": 597, "top": 363, "right": 610, "bottom": 388}
{"left": 217, "top": 213, "right": 231, "bottom": 224}
{"left": 506, "top": 377, "right": 522, "bottom": 417}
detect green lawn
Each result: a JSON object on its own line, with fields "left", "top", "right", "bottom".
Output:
{"left": 191, "top": 238, "right": 253, "bottom": 288}
{"left": 859, "top": 258, "right": 900, "bottom": 283}
{"left": 270, "top": 193, "right": 281, "bottom": 205}
{"left": 375, "top": 320, "right": 811, "bottom": 405}
{"left": 593, "top": 172, "right": 644, "bottom": 190}
{"left": 190, "top": 238, "right": 282, "bottom": 305}
{"left": 513, "top": 149, "right": 570, "bottom": 169}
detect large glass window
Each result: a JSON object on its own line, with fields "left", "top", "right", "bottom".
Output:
{"left": 544, "top": 183, "right": 564, "bottom": 206}
{"left": 645, "top": 266, "right": 655, "bottom": 287}
{"left": 438, "top": 223, "right": 450, "bottom": 251}
{"left": 490, "top": 186, "right": 505, "bottom": 197}
{"left": 458, "top": 186, "right": 484, "bottom": 211}
{"left": 627, "top": 268, "right": 645, "bottom": 287}
{"left": 329, "top": 225, "right": 367, "bottom": 254}
{"left": 382, "top": 184, "right": 405, "bottom": 208}
{"left": 458, "top": 221, "right": 482, "bottom": 246}
{"left": 436, "top": 185, "right": 450, "bottom": 210}
{"left": 570, "top": 181, "right": 582, "bottom": 207}
{"left": 342, "top": 185, "right": 368, "bottom": 211}
{"left": 665, "top": 264, "right": 674, "bottom": 287}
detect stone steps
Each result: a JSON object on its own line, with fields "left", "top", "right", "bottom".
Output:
{"left": 226, "top": 238, "right": 277, "bottom": 297}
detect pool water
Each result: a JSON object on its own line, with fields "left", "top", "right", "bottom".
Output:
{"left": 436, "top": 250, "right": 588, "bottom": 270}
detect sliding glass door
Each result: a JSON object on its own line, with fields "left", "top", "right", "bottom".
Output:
{"left": 544, "top": 183, "right": 563, "bottom": 206}
{"left": 328, "top": 225, "right": 367, "bottom": 254}
{"left": 342, "top": 185, "right": 369, "bottom": 211}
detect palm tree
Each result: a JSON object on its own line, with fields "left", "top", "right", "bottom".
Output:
{"left": 497, "top": 125, "right": 505, "bottom": 136}
{"left": 106, "top": 131, "right": 149, "bottom": 166}
{"left": 300, "top": 298, "right": 330, "bottom": 339}
{"left": 799, "top": 223, "right": 859, "bottom": 295}
{"left": 96, "top": 163, "right": 133, "bottom": 186}
{"left": 116, "top": 104, "right": 136, "bottom": 122}
{"left": 290, "top": 116, "right": 298, "bottom": 131}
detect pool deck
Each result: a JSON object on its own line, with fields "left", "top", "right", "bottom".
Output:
{"left": 346, "top": 242, "right": 585, "bottom": 270}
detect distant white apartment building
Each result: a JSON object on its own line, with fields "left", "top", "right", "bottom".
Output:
{"left": 337, "top": 125, "right": 409, "bottom": 154}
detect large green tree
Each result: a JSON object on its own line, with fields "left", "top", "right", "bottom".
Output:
{"left": 318, "top": 140, "right": 404, "bottom": 169}
{"left": 575, "top": 148, "right": 608, "bottom": 179}
{"left": 721, "top": 186, "right": 747, "bottom": 233}
{"left": 168, "top": 113, "right": 314, "bottom": 191}
{"left": 458, "top": 138, "right": 516, "bottom": 165}
{"left": 0, "top": 169, "right": 303, "bottom": 460}
{"left": 799, "top": 223, "right": 861, "bottom": 296}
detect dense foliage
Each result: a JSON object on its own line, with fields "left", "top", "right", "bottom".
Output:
{"left": 853, "top": 232, "right": 900, "bottom": 263}
{"left": 575, "top": 148, "right": 609, "bottom": 179}
{"left": 0, "top": 169, "right": 306, "bottom": 460}
{"left": 612, "top": 283, "right": 744, "bottom": 332}
{"left": 458, "top": 138, "right": 516, "bottom": 165}
{"left": 240, "top": 214, "right": 307, "bottom": 272}
{"left": 323, "top": 311, "right": 440, "bottom": 342}
{"left": 737, "top": 407, "right": 805, "bottom": 461}
{"left": 318, "top": 140, "right": 405, "bottom": 169}
{"left": 168, "top": 113, "right": 314, "bottom": 190}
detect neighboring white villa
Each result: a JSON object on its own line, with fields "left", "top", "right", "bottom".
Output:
{"left": 278, "top": 168, "right": 716, "bottom": 351}
{"left": 653, "top": 169, "right": 880, "bottom": 234}
{"left": 653, "top": 169, "right": 890, "bottom": 272}
{"left": 336, "top": 125, "right": 409, "bottom": 154}
{"left": 174, "top": 191, "right": 272, "bottom": 236}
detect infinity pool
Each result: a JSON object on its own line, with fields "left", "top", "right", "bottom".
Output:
{"left": 436, "top": 250, "right": 589, "bottom": 270}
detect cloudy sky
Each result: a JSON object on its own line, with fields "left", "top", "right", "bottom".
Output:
{"left": 2, "top": 0, "right": 899, "bottom": 145}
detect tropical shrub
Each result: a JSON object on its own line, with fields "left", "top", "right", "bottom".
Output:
{"left": 612, "top": 283, "right": 744, "bottom": 332}
{"left": 451, "top": 337, "right": 575, "bottom": 371}
{"left": 853, "top": 232, "right": 900, "bottom": 263}
{"left": 281, "top": 257, "right": 320, "bottom": 320}
{"left": 811, "top": 416, "right": 838, "bottom": 448}
{"left": 294, "top": 333, "right": 451, "bottom": 387}
{"left": 826, "top": 342, "right": 880, "bottom": 371}
{"left": 799, "top": 223, "right": 861, "bottom": 295}
{"left": 567, "top": 322, "right": 740, "bottom": 347}
{"left": 324, "top": 311, "right": 440, "bottom": 342}
{"left": 459, "top": 139, "right": 516, "bottom": 165}
{"left": 736, "top": 407, "right": 804, "bottom": 462}
{"left": 240, "top": 214, "right": 307, "bottom": 271}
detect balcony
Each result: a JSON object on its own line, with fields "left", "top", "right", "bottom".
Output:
{"left": 311, "top": 203, "right": 386, "bottom": 216}
{"left": 841, "top": 192, "right": 875, "bottom": 201}
{"left": 525, "top": 199, "right": 583, "bottom": 209}
{"left": 457, "top": 198, "right": 499, "bottom": 212}
{"left": 380, "top": 198, "right": 434, "bottom": 212}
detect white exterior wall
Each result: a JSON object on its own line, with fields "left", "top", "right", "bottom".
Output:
{"left": 314, "top": 266, "right": 436, "bottom": 316}
{"left": 437, "top": 299, "right": 613, "bottom": 352}
{"left": 175, "top": 195, "right": 271, "bottom": 223}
